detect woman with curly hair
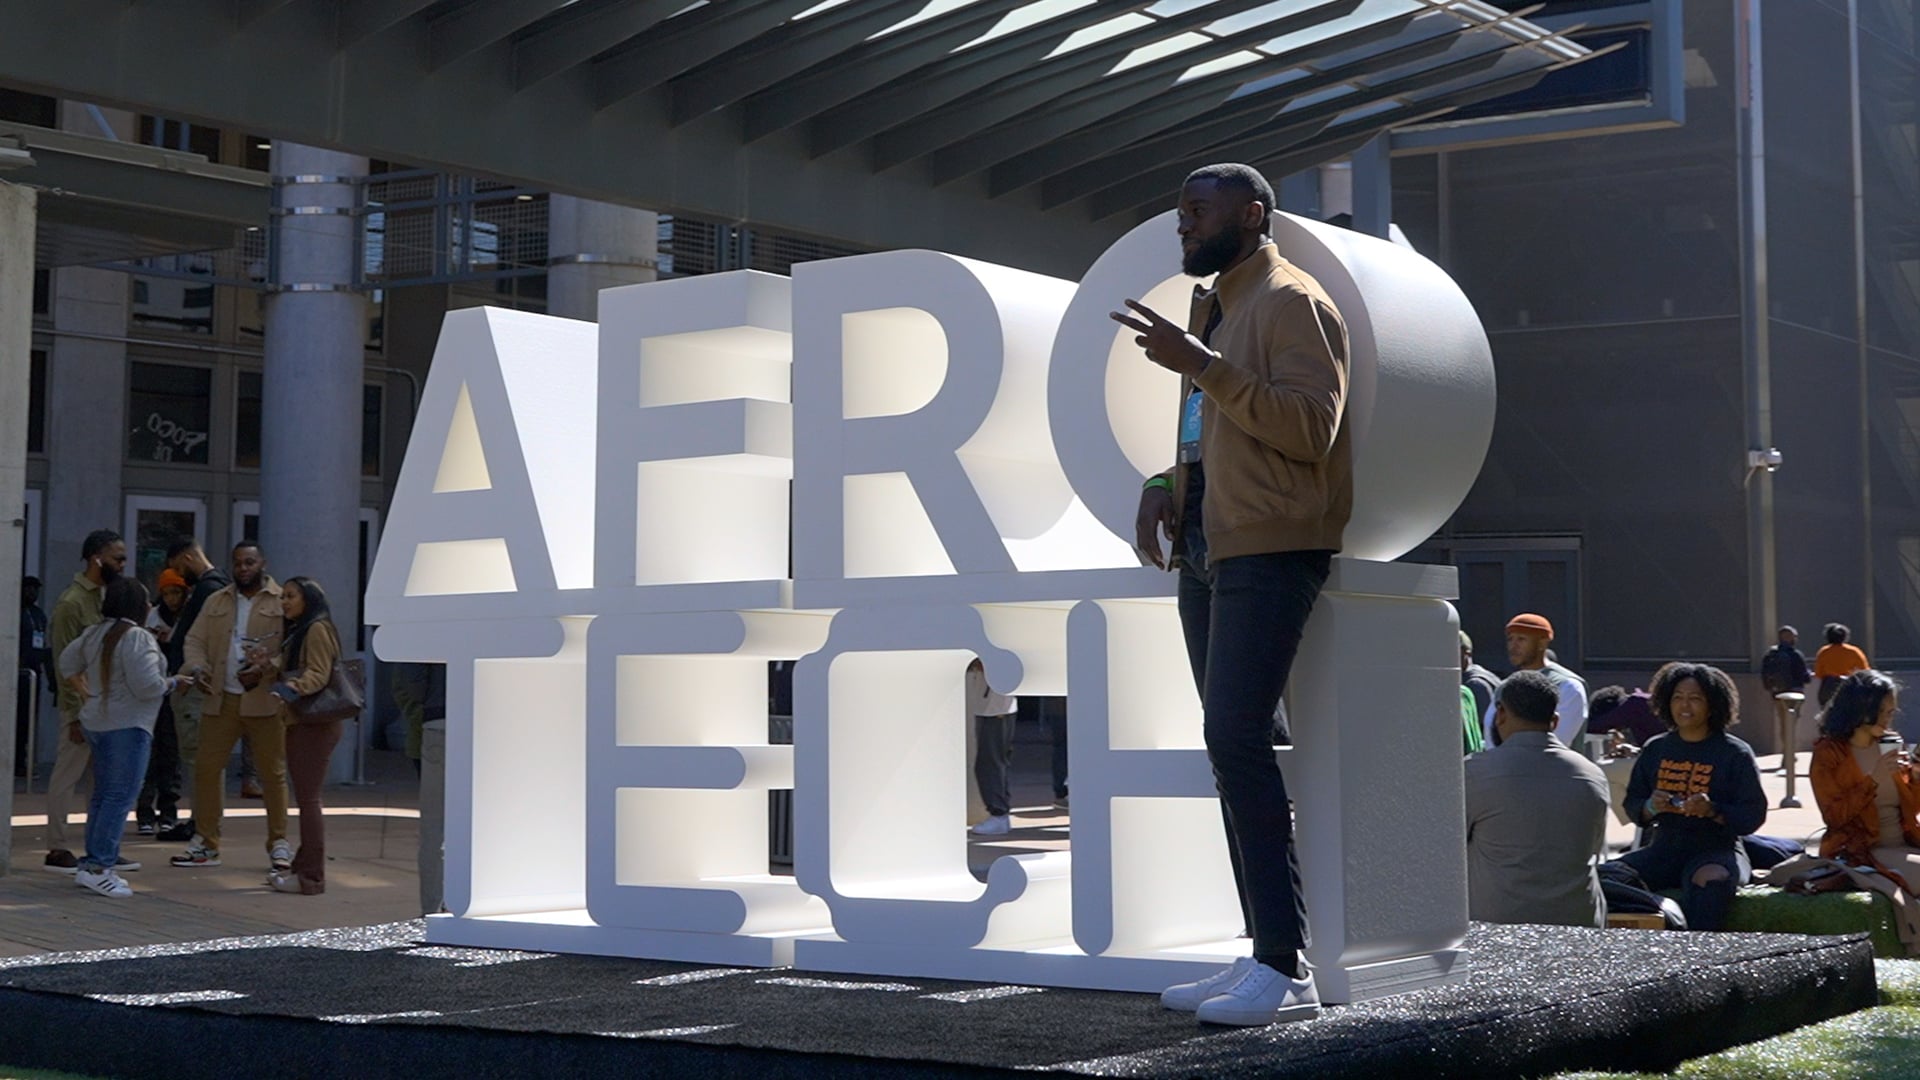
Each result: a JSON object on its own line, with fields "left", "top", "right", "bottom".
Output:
{"left": 1616, "top": 663, "right": 1768, "bottom": 930}
{"left": 1809, "top": 670, "right": 1920, "bottom": 887}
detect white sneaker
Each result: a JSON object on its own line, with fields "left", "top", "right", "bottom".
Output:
{"left": 75, "top": 868, "right": 133, "bottom": 899}
{"left": 1160, "top": 957, "right": 1253, "bottom": 1012}
{"left": 969, "top": 815, "right": 1011, "bottom": 836}
{"left": 270, "top": 840, "right": 293, "bottom": 872}
{"left": 1195, "top": 961, "right": 1320, "bottom": 1026}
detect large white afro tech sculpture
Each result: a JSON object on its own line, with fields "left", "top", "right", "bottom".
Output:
{"left": 366, "top": 210, "right": 1495, "bottom": 1003}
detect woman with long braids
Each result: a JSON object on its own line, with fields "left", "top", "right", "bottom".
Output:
{"left": 58, "top": 578, "right": 195, "bottom": 897}
{"left": 267, "top": 576, "right": 342, "bottom": 895}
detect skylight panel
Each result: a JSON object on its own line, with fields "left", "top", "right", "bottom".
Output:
{"left": 1177, "top": 50, "right": 1265, "bottom": 82}
{"left": 1257, "top": 0, "right": 1421, "bottom": 55}
{"left": 1043, "top": 11, "right": 1154, "bottom": 58}
{"left": 1109, "top": 30, "right": 1212, "bottom": 74}
{"left": 958, "top": 0, "right": 1096, "bottom": 51}
{"left": 1204, "top": 1, "right": 1312, "bottom": 37}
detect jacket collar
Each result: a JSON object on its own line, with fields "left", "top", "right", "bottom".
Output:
{"left": 1498, "top": 729, "right": 1563, "bottom": 751}
{"left": 224, "top": 576, "right": 281, "bottom": 602}
{"left": 1203, "top": 240, "right": 1283, "bottom": 316}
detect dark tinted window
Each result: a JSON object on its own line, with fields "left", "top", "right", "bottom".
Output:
{"left": 127, "top": 361, "right": 212, "bottom": 465}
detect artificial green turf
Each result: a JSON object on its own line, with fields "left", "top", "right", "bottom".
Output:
{"left": 1714, "top": 886, "right": 1904, "bottom": 958}
{"left": 1553, "top": 1005, "right": 1920, "bottom": 1079}
{"left": 1879, "top": 958, "right": 1920, "bottom": 1005}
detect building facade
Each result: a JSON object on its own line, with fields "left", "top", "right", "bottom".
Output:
{"left": 1397, "top": 0, "right": 1920, "bottom": 740}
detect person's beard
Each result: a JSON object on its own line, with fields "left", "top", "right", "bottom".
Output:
{"left": 99, "top": 561, "right": 121, "bottom": 584}
{"left": 1183, "top": 227, "right": 1243, "bottom": 277}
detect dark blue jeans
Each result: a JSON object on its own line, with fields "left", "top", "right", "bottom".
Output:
{"left": 1177, "top": 549, "right": 1333, "bottom": 960}
{"left": 82, "top": 726, "right": 153, "bottom": 873}
{"left": 1617, "top": 839, "right": 1750, "bottom": 931}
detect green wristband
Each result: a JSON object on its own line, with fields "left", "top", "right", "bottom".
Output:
{"left": 1142, "top": 475, "right": 1173, "bottom": 493}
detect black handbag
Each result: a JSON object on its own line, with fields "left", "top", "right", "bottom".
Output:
{"left": 287, "top": 658, "right": 365, "bottom": 724}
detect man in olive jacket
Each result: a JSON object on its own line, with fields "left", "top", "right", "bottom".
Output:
{"left": 1114, "top": 163, "right": 1350, "bottom": 1028}
{"left": 174, "top": 540, "right": 289, "bottom": 869}
{"left": 43, "top": 530, "right": 127, "bottom": 870}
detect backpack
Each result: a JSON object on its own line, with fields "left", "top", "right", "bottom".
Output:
{"left": 1597, "top": 861, "right": 1689, "bottom": 930}
{"left": 1760, "top": 648, "right": 1794, "bottom": 694}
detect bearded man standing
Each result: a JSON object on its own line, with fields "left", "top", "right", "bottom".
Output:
{"left": 43, "top": 530, "right": 128, "bottom": 871}
{"left": 1113, "top": 162, "right": 1351, "bottom": 1027}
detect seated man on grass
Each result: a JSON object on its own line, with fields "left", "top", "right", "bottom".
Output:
{"left": 1465, "top": 670, "right": 1613, "bottom": 928}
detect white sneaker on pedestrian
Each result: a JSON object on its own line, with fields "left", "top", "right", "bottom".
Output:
{"left": 1160, "top": 957, "right": 1253, "bottom": 1012}
{"left": 1195, "top": 961, "right": 1320, "bottom": 1026}
{"left": 75, "top": 868, "right": 133, "bottom": 899}
{"left": 969, "top": 815, "right": 1011, "bottom": 837}
{"left": 270, "top": 840, "right": 292, "bottom": 872}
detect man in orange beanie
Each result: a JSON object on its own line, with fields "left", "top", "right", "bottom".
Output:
{"left": 1482, "top": 613, "right": 1589, "bottom": 750}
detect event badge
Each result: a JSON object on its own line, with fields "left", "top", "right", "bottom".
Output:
{"left": 1176, "top": 389, "right": 1204, "bottom": 464}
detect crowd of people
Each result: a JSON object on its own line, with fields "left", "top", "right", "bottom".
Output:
{"left": 1460, "top": 609, "right": 1920, "bottom": 946}
{"left": 18, "top": 530, "right": 348, "bottom": 900}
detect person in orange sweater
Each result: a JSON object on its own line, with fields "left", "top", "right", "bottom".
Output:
{"left": 1813, "top": 623, "right": 1871, "bottom": 707}
{"left": 1809, "top": 670, "right": 1920, "bottom": 890}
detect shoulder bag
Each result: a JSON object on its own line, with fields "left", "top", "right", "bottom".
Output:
{"left": 287, "top": 657, "right": 365, "bottom": 724}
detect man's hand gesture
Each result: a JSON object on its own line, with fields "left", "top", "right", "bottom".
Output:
{"left": 1135, "top": 483, "right": 1176, "bottom": 570}
{"left": 1109, "top": 299, "right": 1214, "bottom": 378}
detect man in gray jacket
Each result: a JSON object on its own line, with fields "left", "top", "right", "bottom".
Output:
{"left": 1465, "top": 670, "right": 1612, "bottom": 928}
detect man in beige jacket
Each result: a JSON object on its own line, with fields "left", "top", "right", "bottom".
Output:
{"left": 1113, "top": 163, "right": 1350, "bottom": 1028}
{"left": 173, "top": 540, "right": 289, "bottom": 871}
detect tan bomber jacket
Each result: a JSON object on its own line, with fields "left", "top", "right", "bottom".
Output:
{"left": 182, "top": 577, "right": 286, "bottom": 717}
{"left": 1169, "top": 241, "right": 1353, "bottom": 562}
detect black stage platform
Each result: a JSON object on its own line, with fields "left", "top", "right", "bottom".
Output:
{"left": 0, "top": 921, "right": 1876, "bottom": 1079}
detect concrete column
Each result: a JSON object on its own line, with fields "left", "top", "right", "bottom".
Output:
{"left": 1349, "top": 136, "right": 1393, "bottom": 239}
{"left": 42, "top": 105, "right": 134, "bottom": 771}
{"left": 544, "top": 196, "right": 658, "bottom": 321}
{"left": 1318, "top": 162, "right": 1354, "bottom": 219}
{"left": 260, "top": 144, "right": 367, "bottom": 782}
{"left": 1278, "top": 171, "right": 1322, "bottom": 219}
{"left": 0, "top": 180, "right": 38, "bottom": 875}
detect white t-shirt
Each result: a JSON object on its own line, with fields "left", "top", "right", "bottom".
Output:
{"left": 1484, "top": 669, "right": 1589, "bottom": 749}
{"left": 225, "top": 591, "right": 256, "bottom": 694}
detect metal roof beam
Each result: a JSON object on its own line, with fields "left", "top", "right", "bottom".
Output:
{"left": 871, "top": 0, "right": 1367, "bottom": 168}
{"left": 739, "top": 0, "right": 1039, "bottom": 142}
{"left": 804, "top": 0, "right": 1175, "bottom": 158}
{"left": 336, "top": 0, "right": 435, "bottom": 44}
{"left": 592, "top": 0, "right": 824, "bottom": 110}
{"left": 926, "top": 5, "right": 1415, "bottom": 189}
{"left": 510, "top": 0, "right": 686, "bottom": 90}
{"left": 992, "top": 15, "right": 1465, "bottom": 199}
{"left": 235, "top": 0, "right": 299, "bottom": 27}
{"left": 668, "top": 0, "right": 931, "bottom": 124}
{"left": 428, "top": 0, "right": 576, "bottom": 71}
{"left": 1048, "top": 38, "right": 1515, "bottom": 209}
{"left": 1090, "top": 57, "right": 1564, "bottom": 220}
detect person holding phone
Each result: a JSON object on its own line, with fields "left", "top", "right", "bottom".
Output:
{"left": 173, "top": 540, "right": 291, "bottom": 874}
{"left": 1809, "top": 670, "right": 1920, "bottom": 893}
{"left": 58, "top": 579, "right": 197, "bottom": 897}
{"left": 266, "top": 577, "right": 343, "bottom": 895}
{"left": 1615, "top": 663, "right": 1768, "bottom": 931}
